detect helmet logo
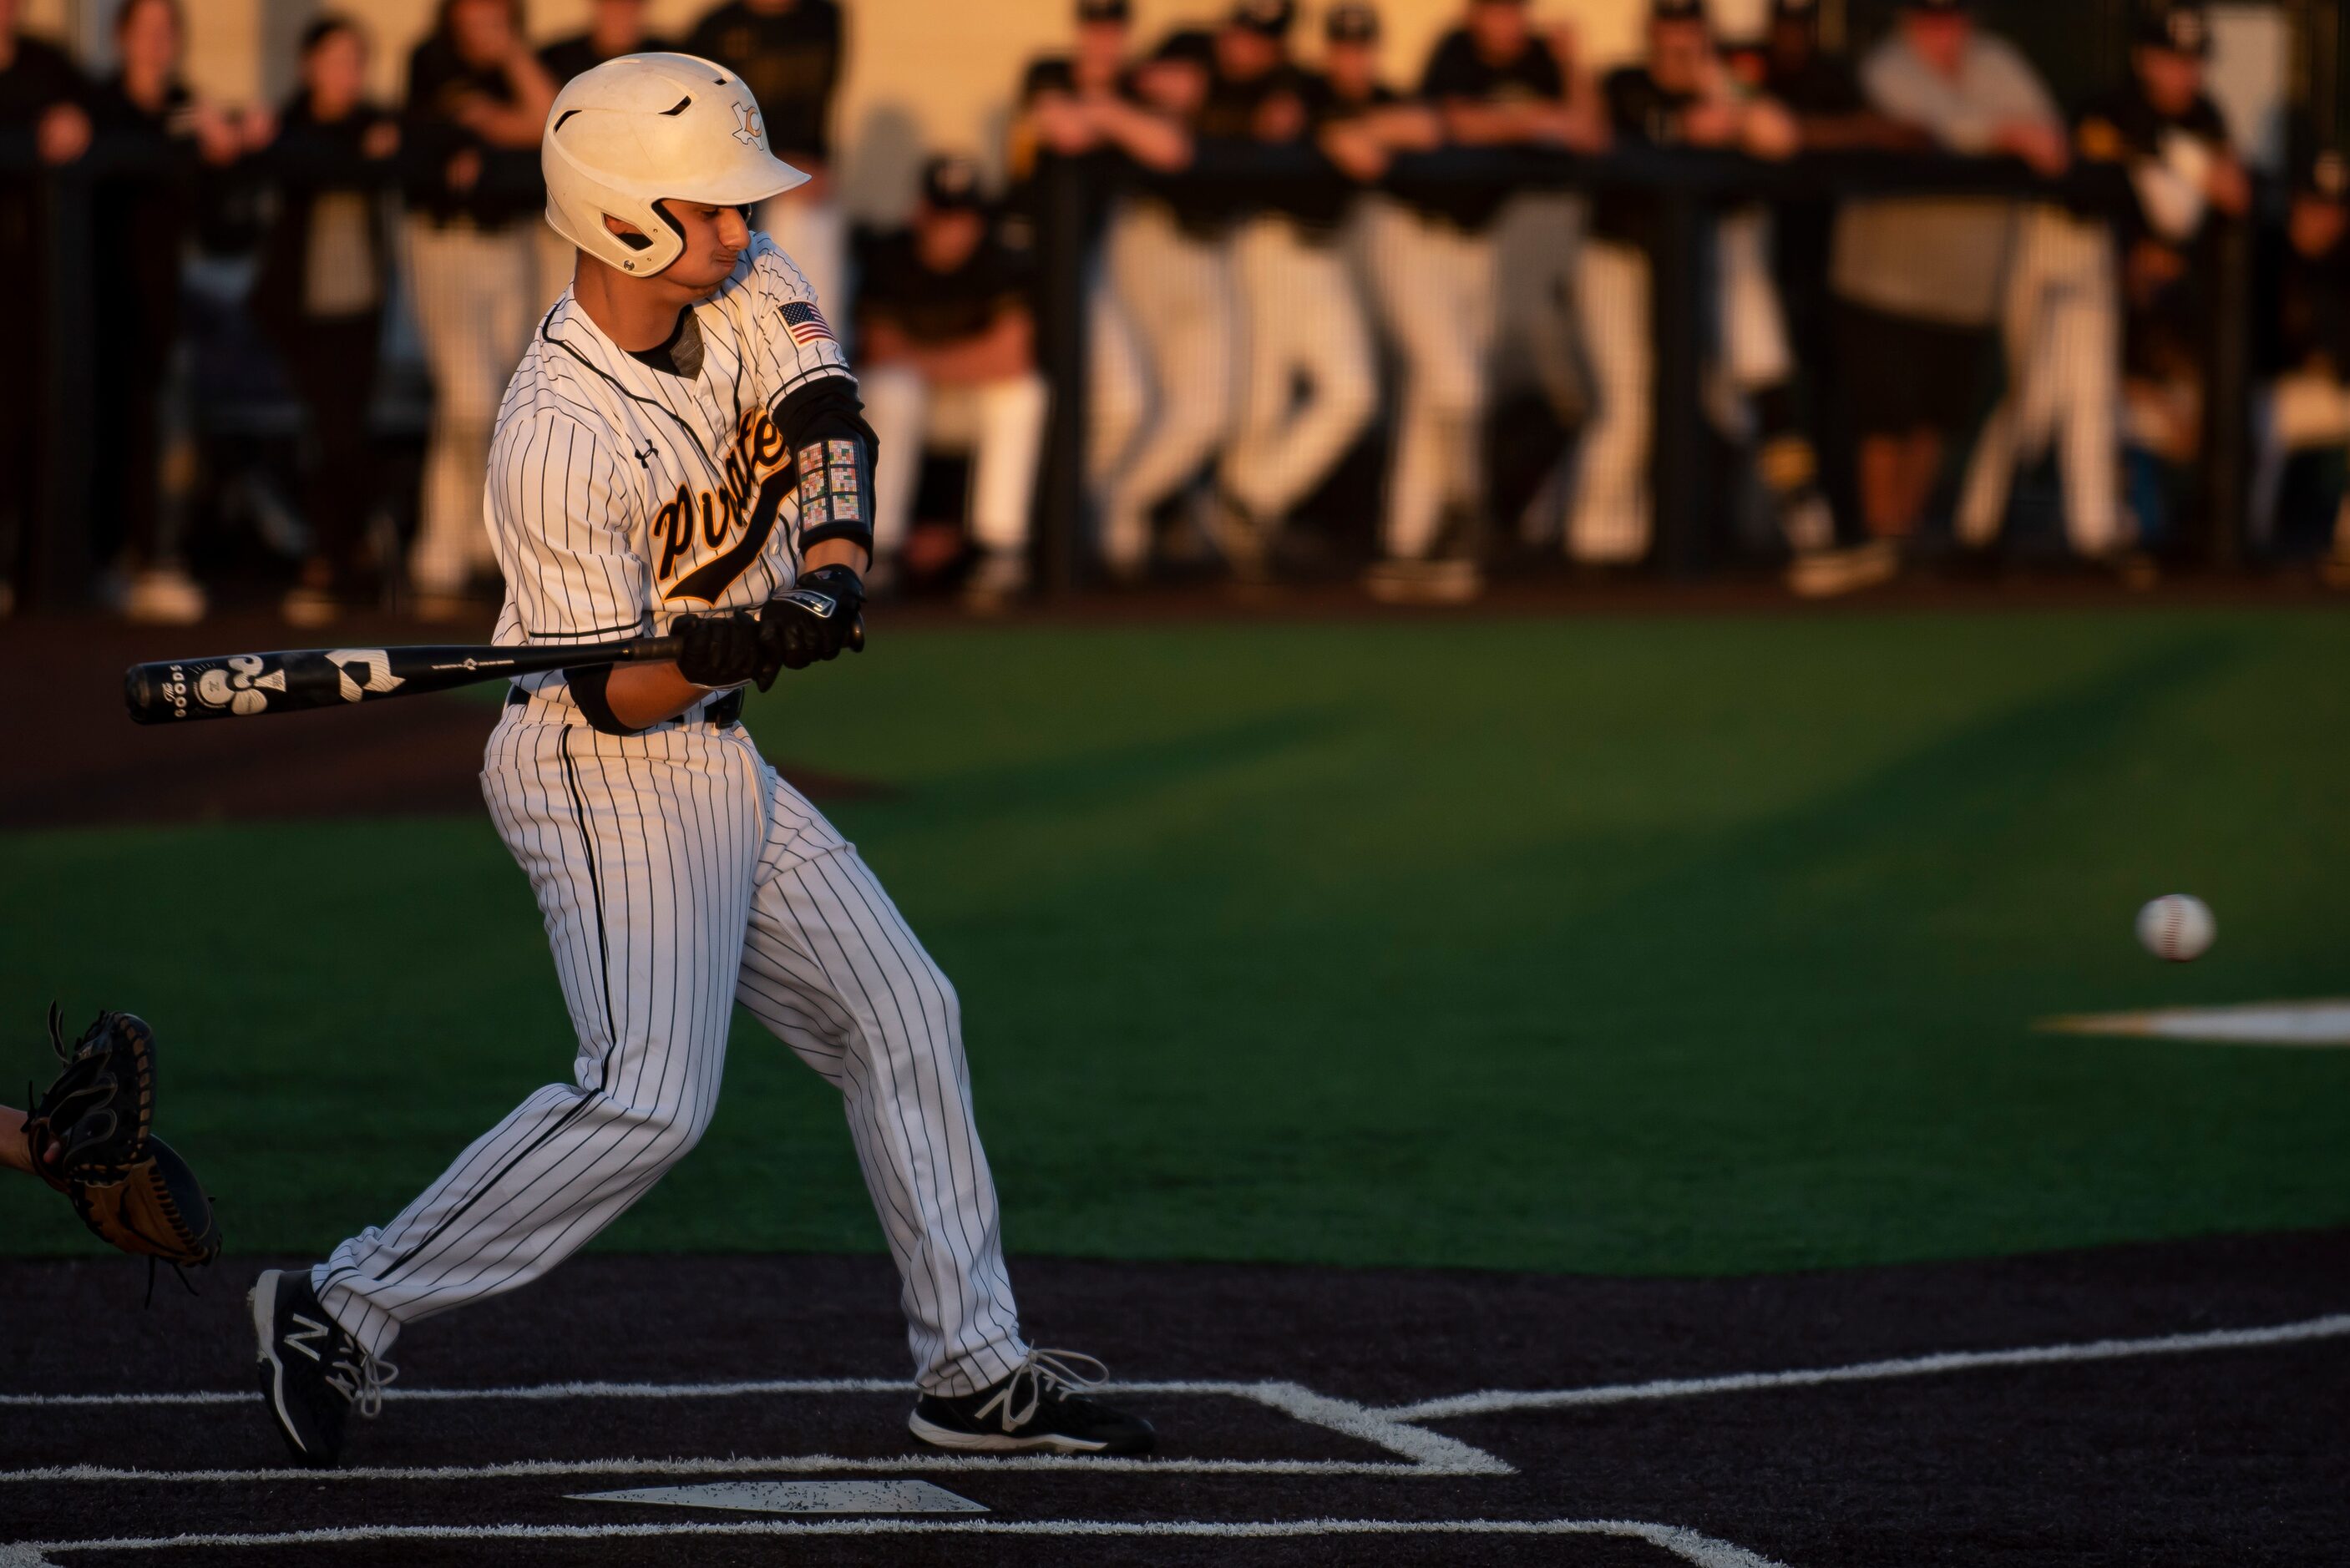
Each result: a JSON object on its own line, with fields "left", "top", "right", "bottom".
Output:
{"left": 732, "top": 103, "right": 762, "bottom": 146}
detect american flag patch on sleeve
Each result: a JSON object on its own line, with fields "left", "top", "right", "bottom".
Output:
{"left": 781, "top": 301, "right": 836, "bottom": 346}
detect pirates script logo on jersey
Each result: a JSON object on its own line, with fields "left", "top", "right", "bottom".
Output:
{"left": 655, "top": 405, "right": 794, "bottom": 603}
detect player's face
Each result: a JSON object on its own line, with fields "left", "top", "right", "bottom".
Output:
{"left": 655, "top": 200, "right": 752, "bottom": 295}
{"left": 2134, "top": 46, "right": 2204, "bottom": 115}
{"left": 2290, "top": 193, "right": 2347, "bottom": 258}
{"left": 1466, "top": 0, "right": 1529, "bottom": 60}
{"left": 304, "top": 29, "right": 368, "bottom": 116}
{"left": 448, "top": 0, "right": 517, "bottom": 63}
{"left": 1649, "top": 19, "right": 1713, "bottom": 91}
{"left": 1216, "top": 26, "right": 1284, "bottom": 79}
{"left": 916, "top": 205, "right": 985, "bottom": 271}
{"left": 116, "top": 0, "right": 182, "bottom": 77}
{"left": 1325, "top": 41, "right": 1375, "bottom": 97}
{"left": 1902, "top": 12, "right": 1972, "bottom": 75}
{"left": 1075, "top": 19, "right": 1128, "bottom": 75}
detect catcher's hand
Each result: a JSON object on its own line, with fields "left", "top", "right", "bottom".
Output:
{"left": 24, "top": 1005, "right": 220, "bottom": 1279}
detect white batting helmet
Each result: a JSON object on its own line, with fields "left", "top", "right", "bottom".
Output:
{"left": 541, "top": 52, "right": 808, "bottom": 276}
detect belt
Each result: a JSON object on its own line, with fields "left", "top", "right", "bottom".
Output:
{"left": 507, "top": 685, "right": 744, "bottom": 728}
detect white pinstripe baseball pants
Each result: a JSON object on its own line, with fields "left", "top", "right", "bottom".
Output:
{"left": 312, "top": 701, "right": 1029, "bottom": 1397}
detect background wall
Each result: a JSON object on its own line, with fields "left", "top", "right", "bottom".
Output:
{"left": 28, "top": 0, "right": 2292, "bottom": 215}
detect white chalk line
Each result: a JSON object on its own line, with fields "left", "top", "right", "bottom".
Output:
{"left": 0, "top": 1375, "right": 1247, "bottom": 1411}
{"left": 1380, "top": 1310, "right": 2350, "bottom": 1422}
{"left": 0, "top": 1379, "right": 1514, "bottom": 1486}
{"left": 0, "top": 1454, "right": 1445, "bottom": 1485}
{"left": 7, "top": 1516, "right": 1787, "bottom": 1568}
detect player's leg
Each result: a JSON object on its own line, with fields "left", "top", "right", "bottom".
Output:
{"left": 2050, "top": 221, "right": 2125, "bottom": 559}
{"left": 1568, "top": 238, "right": 1654, "bottom": 564}
{"left": 1229, "top": 225, "right": 1376, "bottom": 529}
{"left": 406, "top": 223, "right": 508, "bottom": 606}
{"left": 1373, "top": 218, "right": 1487, "bottom": 562}
{"left": 1218, "top": 215, "right": 1291, "bottom": 526}
{"left": 964, "top": 372, "right": 1050, "bottom": 603}
{"left": 732, "top": 765, "right": 1152, "bottom": 1452}
{"left": 1086, "top": 224, "right": 1150, "bottom": 510}
{"left": 305, "top": 716, "right": 766, "bottom": 1359}
{"left": 1102, "top": 206, "right": 1236, "bottom": 575}
{"left": 860, "top": 362, "right": 930, "bottom": 573}
{"left": 733, "top": 773, "right": 1023, "bottom": 1395}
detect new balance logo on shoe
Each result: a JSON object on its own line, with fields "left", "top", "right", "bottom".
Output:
{"left": 286, "top": 1314, "right": 331, "bottom": 1363}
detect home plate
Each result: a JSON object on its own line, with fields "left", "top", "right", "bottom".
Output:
{"left": 2041, "top": 999, "right": 2350, "bottom": 1047}
{"left": 571, "top": 1479, "right": 987, "bottom": 1515}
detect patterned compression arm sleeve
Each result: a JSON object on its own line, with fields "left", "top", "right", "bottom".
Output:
{"left": 775, "top": 376, "right": 879, "bottom": 559}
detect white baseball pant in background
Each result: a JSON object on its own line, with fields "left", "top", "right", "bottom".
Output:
{"left": 2251, "top": 371, "right": 2350, "bottom": 551}
{"left": 1086, "top": 241, "right": 1148, "bottom": 512}
{"left": 404, "top": 218, "right": 537, "bottom": 599}
{"left": 1956, "top": 206, "right": 2122, "bottom": 555}
{"left": 1365, "top": 205, "right": 1496, "bottom": 560}
{"left": 314, "top": 701, "right": 1031, "bottom": 1398}
{"left": 757, "top": 190, "right": 850, "bottom": 331}
{"left": 1102, "top": 201, "right": 1237, "bottom": 570}
{"left": 863, "top": 365, "right": 1051, "bottom": 560}
{"left": 1220, "top": 215, "right": 1377, "bottom": 526}
{"left": 1570, "top": 209, "right": 1794, "bottom": 564}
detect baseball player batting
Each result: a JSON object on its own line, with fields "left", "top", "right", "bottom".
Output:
{"left": 248, "top": 52, "right": 1152, "bottom": 1468}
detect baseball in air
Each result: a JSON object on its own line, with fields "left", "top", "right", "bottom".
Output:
{"left": 2136, "top": 894, "right": 2215, "bottom": 963}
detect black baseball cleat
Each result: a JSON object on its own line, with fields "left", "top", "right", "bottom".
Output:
{"left": 250, "top": 1267, "right": 397, "bottom": 1469}
{"left": 909, "top": 1349, "right": 1156, "bottom": 1455}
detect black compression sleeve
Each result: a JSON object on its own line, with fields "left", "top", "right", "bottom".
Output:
{"left": 772, "top": 376, "right": 878, "bottom": 557}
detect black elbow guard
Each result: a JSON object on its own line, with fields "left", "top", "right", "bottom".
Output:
{"left": 560, "top": 664, "right": 648, "bottom": 737}
{"left": 774, "top": 377, "right": 878, "bottom": 558}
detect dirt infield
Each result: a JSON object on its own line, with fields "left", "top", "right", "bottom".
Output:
{"left": 1, "top": 1227, "right": 2343, "bottom": 1566}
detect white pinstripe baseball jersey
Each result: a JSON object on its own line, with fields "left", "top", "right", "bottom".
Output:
{"left": 488, "top": 233, "right": 853, "bottom": 664}
{"left": 307, "top": 234, "right": 1033, "bottom": 1401}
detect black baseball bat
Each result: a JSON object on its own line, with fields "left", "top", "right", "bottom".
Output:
{"left": 124, "top": 621, "right": 862, "bottom": 726}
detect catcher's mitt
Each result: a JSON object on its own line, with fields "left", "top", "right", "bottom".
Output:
{"left": 23, "top": 1005, "right": 220, "bottom": 1287}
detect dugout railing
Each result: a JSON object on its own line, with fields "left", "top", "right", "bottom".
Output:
{"left": 1, "top": 139, "right": 2261, "bottom": 607}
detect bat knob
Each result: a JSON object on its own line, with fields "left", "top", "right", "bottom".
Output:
{"left": 124, "top": 664, "right": 165, "bottom": 725}
{"left": 848, "top": 617, "right": 865, "bottom": 655}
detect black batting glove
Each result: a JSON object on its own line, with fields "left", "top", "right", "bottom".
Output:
{"left": 758, "top": 564, "right": 867, "bottom": 680}
{"left": 672, "top": 609, "right": 766, "bottom": 689}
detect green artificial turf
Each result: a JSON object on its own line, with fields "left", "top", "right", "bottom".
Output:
{"left": 6, "top": 606, "right": 2349, "bottom": 1273}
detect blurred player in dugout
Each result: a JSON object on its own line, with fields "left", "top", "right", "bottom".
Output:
{"left": 858, "top": 154, "right": 1048, "bottom": 610}
{"left": 687, "top": 0, "right": 848, "bottom": 324}
{"left": 1959, "top": 0, "right": 2243, "bottom": 574}
{"left": 0, "top": 0, "right": 92, "bottom": 619}
{"left": 1008, "top": 0, "right": 1191, "bottom": 558}
{"left": 1365, "top": 0, "right": 1603, "bottom": 604}
{"left": 251, "top": 14, "right": 403, "bottom": 629}
{"left": 1576, "top": 0, "right": 1829, "bottom": 582}
{"left": 1212, "top": 0, "right": 1384, "bottom": 586}
{"left": 2255, "top": 139, "right": 2350, "bottom": 573}
{"left": 1829, "top": 0, "right": 2064, "bottom": 561}
{"left": 400, "top": 0, "right": 555, "bottom": 616}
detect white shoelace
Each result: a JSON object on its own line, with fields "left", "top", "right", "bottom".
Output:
{"left": 325, "top": 1348, "right": 399, "bottom": 1419}
{"left": 972, "top": 1348, "right": 1109, "bottom": 1433}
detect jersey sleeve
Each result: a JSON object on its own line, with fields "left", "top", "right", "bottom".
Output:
{"left": 488, "top": 410, "right": 651, "bottom": 643}
{"left": 742, "top": 236, "right": 855, "bottom": 405}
